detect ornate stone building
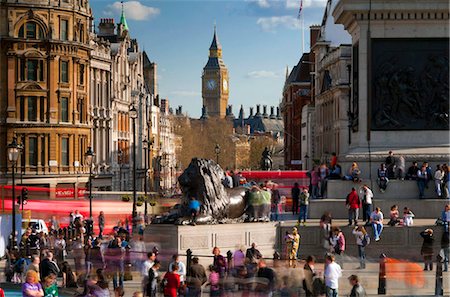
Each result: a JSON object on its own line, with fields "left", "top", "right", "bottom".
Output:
{"left": 0, "top": 0, "right": 92, "bottom": 197}
{"left": 90, "top": 33, "right": 112, "bottom": 189}
{"left": 201, "top": 27, "right": 229, "bottom": 118}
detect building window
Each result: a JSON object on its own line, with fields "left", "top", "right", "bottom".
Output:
{"left": 60, "top": 61, "right": 69, "bottom": 83}
{"left": 20, "top": 59, "right": 44, "bottom": 81}
{"left": 20, "top": 97, "right": 25, "bottom": 121}
{"left": 61, "top": 137, "right": 69, "bottom": 166}
{"left": 60, "top": 19, "right": 68, "bottom": 41}
{"left": 41, "top": 137, "right": 45, "bottom": 167}
{"left": 78, "top": 99, "right": 85, "bottom": 123}
{"left": 40, "top": 97, "right": 45, "bottom": 122}
{"left": 79, "top": 23, "right": 84, "bottom": 43}
{"left": 28, "top": 97, "right": 37, "bottom": 121}
{"left": 29, "top": 137, "right": 38, "bottom": 167}
{"left": 61, "top": 97, "right": 69, "bottom": 122}
{"left": 79, "top": 64, "right": 84, "bottom": 85}
{"left": 18, "top": 22, "right": 45, "bottom": 39}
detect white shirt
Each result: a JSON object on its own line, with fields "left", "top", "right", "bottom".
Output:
{"left": 360, "top": 188, "right": 373, "bottom": 205}
{"left": 141, "top": 259, "right": 154, "bottom": 277}
{"left": 324, "top": 262, "right": 342, "bottom": 289}
{"left": 435, "top": 170, "right": 443, "bottom": 181}
{"left": 169, "top": 261, "right": 186, "bottom": 282}
{"left": 370, "top": 211, "right": 384, "bottom": 224}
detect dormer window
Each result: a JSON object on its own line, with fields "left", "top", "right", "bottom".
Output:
{"left": 18, "top": 21, "right": 45, "bottom": 39}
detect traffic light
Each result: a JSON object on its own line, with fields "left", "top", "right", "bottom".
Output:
{"left": 21, "top": 188, "right": 28, "bottom": 205}
{"left": 16, "top": 195, "right": 21, "bottom": 205}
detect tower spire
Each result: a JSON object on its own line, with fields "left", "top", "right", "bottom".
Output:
{"left": 119, "top": 1, "right": 129, "bottom": 32}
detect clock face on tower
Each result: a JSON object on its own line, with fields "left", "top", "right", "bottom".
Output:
{"left": 223, "top": 79, "right": 228, "bottom": 92}
{"left": 207, "top": 79, "right": 217, "bottom": 90}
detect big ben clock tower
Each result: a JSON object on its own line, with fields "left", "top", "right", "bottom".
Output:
{"left": 202, "top": 26, "right": 229, "bottom": 118}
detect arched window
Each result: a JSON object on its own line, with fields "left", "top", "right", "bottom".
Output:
{"left": 18, "top": 21, "right": 45, "bottom": 39}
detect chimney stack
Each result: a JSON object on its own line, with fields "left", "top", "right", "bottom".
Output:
{"left": 256, "top": 105, "right": 261, "bottom": 117}
{"left": 249, "top": 107, "right": 254, "bottom": 118}
{"left": 98, "top": 18, "right": 115, "bottom": 36}
{"left": 276, "top": 107, "right": 282, "bottom": 119}
{"left": 270, "top": 106, "right": 275, "bottom": 119}
{"left": 263, "top": 105, "right": 268, "bottom": 118}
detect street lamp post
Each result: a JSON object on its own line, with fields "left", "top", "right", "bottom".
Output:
{"left": 85, "top": 147, "right": 95, "bottom": 219}
{"left": 142, "top": 138, "right": 148, "bottom": 222}
{"left": 129, "top": 105, "right": 138, "bottom": 228}
{"left": 214, "top": 144, "right": 221, "bottom": 165}
{"left": 7, "top": 137, "right": 22, "bottom": 249}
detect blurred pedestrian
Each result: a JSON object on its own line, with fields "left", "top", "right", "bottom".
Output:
{"left": 271, "top": 183, "right": 281, "bottom": 221}
{"left": 146, "top": 260, "right": 161, "bottom": 297}
{"left": 212, "top": 247, "right": 227, "bottom": 278}
{"left": 98, "top": 211, "right": 105, "bottom": 239}
{"left": 387, "top": 205, "right": 400, "bottom": 226}
{"left": 163, "top": 263, "right": 181, "bottom": 297}
{"left": 22, "top": 270, "right": 44, "bottom": 297}
{"left": 352, "top": 226, "right": 369, "bottom": 269}
{"left": 287, "top": 227, "right": 300, "bottom": 268}
{"left": 360, "top": 185, "right": 373, "bottom": 225}
{"left": 169, "top": 254, "right": 186, "bottom": 284}
{"left": 141, "top": 252, "right": 156, "bottom": 295}
{"left": 330, "top": 227, "right": 346, "bottom": 268}
{"left": 303, "top": 255, "right": 316, "bottom": 297}
{"left": 420, "top": 229, "right": 434, "bottom": 271}
{"left": 348, "top": 275, "right": 366, "bottom": 297}
{"left": 292, "top": 182, "right": 300, "bottom": 215}
{"left": 43, "top": 274, "right": 58, "bottom": 297}
{"left": 61, "top": 261, "right": 78, "bottom": 288}
{"left": 186, "top": 257, "right": 207, "bottom": 297}
{"left": 188, "top": 197, "right": 201, "bottom": 226}
{"left": 256, "top": 260, "right": 276, "bottom": 297}
{"left": 208, "top": 265, "right": 221, "bottom": 297}
{"left": 441, "top": 229, "right": 449, "bottom": 272}
{"left": 40, "top": 251, "right": 59, "bottom": 281}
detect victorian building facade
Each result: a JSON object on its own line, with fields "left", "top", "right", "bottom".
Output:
{"left": 0, "top": 0, "right": 92, "bottom": 197}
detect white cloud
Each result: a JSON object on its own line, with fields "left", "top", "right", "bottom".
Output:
{"left": 170, "top": 90, "right": 201, "bottom": 97}
{"left": 246, "top": 0, "right": 271, "bottom": 8}
{"left": 256, "top": 16, "right": 300, "bottom": 32}
{"left": 104, "top": 1, "right": 160, "bottom": 21}
{"left": 247, "top": 70, "right": 279, "bottom": 78}
{"left": 286, "top": 0, "right": 327, "bottom": 10}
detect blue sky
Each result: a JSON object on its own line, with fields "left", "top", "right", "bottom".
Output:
{"left": 91, "top": 0, "right": 328, "bottom": 117}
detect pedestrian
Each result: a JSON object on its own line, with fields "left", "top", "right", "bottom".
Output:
{"left": 256, "top": 259, "right": 276, "bottom": 297}
{"left": 286, "top": 227, "right": 300, "bottom": 268}
{"left": 434, "top": 165, "right": 444, "bottom": 198}
{"left": 40, "top": 251, "right": 59, "bottom": 281}
{"left": 271, "top": 183, "right": 281, "bottom": 221}
{"left": 291, "top": 182, "right": 300, "bottom": 215}
{"left": 420, "top": 228, "right": 434, "bottom": 271}
{"left": 98, "top": 211, "right": 105, "bottom": 239}
{"left": 377, "top": 163, "right": 389, "bottom": 192}
{"left": 208, "top": 265, "right": 221, "bottom": 297}
{"left": 188, "top": 197, "right": 201, "bottom": 226}
{"left": 352, "top": 226, "right": 369, "bottom": 269}
{"left": 441, "top": 229, "right": 449, "bottom": 272}
{"left": 84, "top": 237, "right": 93, "bottom": 276}
{"left": 105, "top": 236, "right": 124, "bottom": 290}
{"left": 320, "top": 212, "right": 333, "bottom": 251}
{"left": 114, "top": 286, "right": 125, "bottom": 297}
{"left": 43, "top": 274, "right": 58, "bottom": 297}
{"left": 311, "top": 166, "right": 320, "bottom": 199}
{"left": 54, "top": 233, "right": 66, "bottom": 265}
{"left": 387, "top": 205, "right": 400, "bottom": 226}
{"left": 26, "top": 255, "right": 40, "bottom": 282}
{"left": 417, "top": 165, "right": 428, "bottom": 198}
{"left": 360, "top": 185, "right": 373, "bottom": 225}
{"left": 346, "top": 187, "right": 360, "bottom": 226}
{"left": 212, "top": 247, "right": 227, "bottom": 278}
{"left": 61, "top": 261, "right": 78, "bottom": 288}
{"left": 396, "top": 155, "right": 405, "bottom": 180}
{"left": 168, "top": 254, "right": 186, "bottom": 284}
{"left": 406, "top": 161, "right": 419, "bottom": 180}
{"left": 403, "top": 207, "right": 415, "bottom": 226}
{"left": 146, "top": 260, "right": 161, "bottom": 297}
{"left": 141, "top": 252, "right": 156, "bottom": 295}
{"left": 370, "top": 207, "right": 384, "bottom": 241}
{"left": 246, "top": 242, "right": 262, "bottom": 265}
{"left": 319, "top": 163, "right": 329, "bottom": 197}
{"left": 303, "top": 255, "right": 316, "bottom": 297}
{"left": 298, "top": 187, "right": 310, "bottom": 225}
{"left": 163, "top": 263, "right": 181, "bottom": 297}
{"left": 22, "top": 270, "right": 44, "bottom": 297}
{"left": 186, "top": 257, "right": 207, "bottom": 297}
{"left": 385, "top": 151, "right": 396, "bottom": 179}
{"left": 330, "top": 227, "right": 346, "bottom": 268}
{"left": 324, "top": 254, "right": 342, "bottom": 297}
{"left": 348, "top": 274, "right": 367, "bottom": 297}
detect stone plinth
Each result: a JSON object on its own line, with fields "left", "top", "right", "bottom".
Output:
{"left": 144, "top": 222, "right": 278, "bottom": 267}
{"left": 326, "top": 179, "right": 436, "bottom": 199}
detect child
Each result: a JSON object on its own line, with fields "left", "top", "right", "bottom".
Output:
{"left": 43, "top": 274, "right": 58, "bottom": 297}
{"left": 208, "top": 265, "right": 221, "bottom": 297}
{"left": 403, "top": 207, "right": 415, "bottom": 226}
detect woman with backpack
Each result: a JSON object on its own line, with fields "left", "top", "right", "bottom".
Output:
{"left": 353, "top": 226, "right": 370, "bottom": 269}
{"left": 330, "top": 227, "right": 346, "bottom": 268}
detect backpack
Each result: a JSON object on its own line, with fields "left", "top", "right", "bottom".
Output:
{"left": 361, "top": 234, "right": 370, "bottom": 247}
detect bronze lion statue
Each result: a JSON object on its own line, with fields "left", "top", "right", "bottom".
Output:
{"left": 155, "top": 158, "right": 271, "bottom": 224}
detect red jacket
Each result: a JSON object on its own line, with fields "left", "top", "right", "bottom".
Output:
{"left": 346, "top": 190, "right": 360, "bottom": 209}
{"left": 163, "top": 271, "right": 180, "bottom": 297}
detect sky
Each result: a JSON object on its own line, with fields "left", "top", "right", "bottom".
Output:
{"left": 90, "top": 0, "right": 328, "bottom": 117}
